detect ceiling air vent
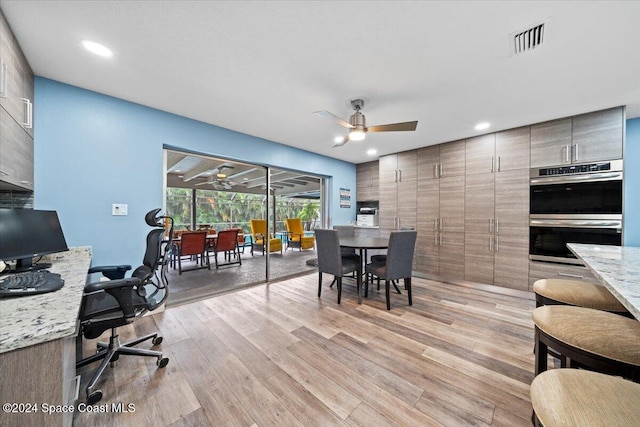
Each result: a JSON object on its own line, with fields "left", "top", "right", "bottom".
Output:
{"left": 512, "top": 22, "right": 545, "bottom": 55}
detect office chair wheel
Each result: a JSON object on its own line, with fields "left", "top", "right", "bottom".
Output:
{"left": 152, "top": 336, "right": 163, "bottom": 346}
{"left": 87, "top": 390, "right": 103, "bottom": 405}
{"left": 157, "top": 357, "right": 169, "bottom": 368}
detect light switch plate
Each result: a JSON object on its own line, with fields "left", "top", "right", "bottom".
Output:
{"left": 112, "top": 203, "right": 128, "bottom": 216}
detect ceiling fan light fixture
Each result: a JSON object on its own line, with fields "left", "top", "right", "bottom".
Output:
{"left": 216, "top": 172, "right": 227, "bottom": 179}
{"left": 334, "top": 136, "right": 345, "bottom": 143}
{"left": 349, "top": 129, "right": 366, "bottom": 141}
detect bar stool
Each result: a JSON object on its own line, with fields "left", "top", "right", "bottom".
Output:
{"left": 532, "top": 305, "right": 640, "bottom": 381}
{"left": 531, "top": 369, "right": 640, "bottom": 427}
{"left": 533, "top": 278, "right": 630, "bottom": 315}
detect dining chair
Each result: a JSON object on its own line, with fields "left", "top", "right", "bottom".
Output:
{"left": 176, "top": 231, "right": 210, "bottom": 274}
{"left": 315, "top": 228, "right": 361, "bottom": 304}
{"left": 226, "top": 227, "right": 247, "bottom": 253}
{"left": 212, "top": 229, "right": 242, "bottom": 269}
{"left": 365, "top": 230, "right": 417, "bottom": 310}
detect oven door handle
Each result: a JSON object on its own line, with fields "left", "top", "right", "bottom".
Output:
{"left": 530, "top": 219, "right": 622, "bottom": 229}
{"left": 530, "top": 171, "right": 623, "bottom": 185}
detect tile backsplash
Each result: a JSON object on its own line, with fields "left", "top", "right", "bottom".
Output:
{"left": 0, "top": 190, "right": 34, "bottom": 209}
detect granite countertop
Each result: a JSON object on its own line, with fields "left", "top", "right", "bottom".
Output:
{"left": 0, "top": 246, "right": 92, "bottom": 354}
{"left": 567, "top": 243, "right": 640, "bottom": 319}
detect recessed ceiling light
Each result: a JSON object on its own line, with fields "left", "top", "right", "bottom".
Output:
{"left": 475, "top": 122, "right": 490, "bottom": 131}
{"left": 367, "top": 149, "right": 377, "bottom": 156}
{"left": 81, "top": 40, "right": 113, "bottom": 57}
{"left": 334, "top": 136, "right": 345, "bottom": 143}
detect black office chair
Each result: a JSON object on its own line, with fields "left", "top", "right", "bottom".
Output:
{"left": 76, "top": 208, "right": 174, "bottom": 404}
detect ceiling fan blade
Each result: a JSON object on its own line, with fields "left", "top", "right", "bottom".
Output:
{"left": 314, "top": 110, "right": 353, "bottom": 128}
{"left": 368, "top": 121, "right": 418, "bottom": 133}
{"left": 332, "top": 134, "right": 350, "bottom": 148}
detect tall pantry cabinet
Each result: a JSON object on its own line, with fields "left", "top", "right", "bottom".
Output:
{"left": 416, "top": 140, "right": 466, "bottom": 280}
{"left": 464, "top": 127, "right": 530, "bottom": 290}
{"left": 378, "top": 151, "right": 417, "bottom": 238}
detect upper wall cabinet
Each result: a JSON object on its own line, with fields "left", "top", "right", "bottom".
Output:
{"left": 0, "top": 9, "right": 35, "bottom": 191}
{"left": 0, "top": 11, "right": 34, "bottom": 138}
{"left": 530, "top": 107, "right": 623, "bottom": 168}
{"left": 571, "top": 107, "right": 624, "bottom": 163}
{"left": 466, "top": 127, "right": 530, "bottom": 175}
{"left": 356, "top": 160, "right": 379, "bottom": 201}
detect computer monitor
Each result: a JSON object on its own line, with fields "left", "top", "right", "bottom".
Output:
{"left": 0, "top": 208, "right": 69, "bottom": 273}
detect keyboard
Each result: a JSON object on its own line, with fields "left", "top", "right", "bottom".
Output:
{"left": 0, "top": 270, "right": 65, "bottom": 297}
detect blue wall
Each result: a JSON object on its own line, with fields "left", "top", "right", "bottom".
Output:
{"left": 624, "top": 118, "right": 640, "bottom": 246}
{"left": 34, "top": 78, "right": 355, "bottom": 265}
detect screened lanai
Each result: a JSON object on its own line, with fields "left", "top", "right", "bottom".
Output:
{"left": 164, "top": 149, "right": 324, "bottom": 305}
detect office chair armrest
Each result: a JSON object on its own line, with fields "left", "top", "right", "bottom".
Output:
{"left": 85, "top": 277, "right": 142, "bottom": 318}
{"left": 84, "top": 277, "right": 140, "bottom": 293}
{"left": 88, "top": 265, "right": 132, "bottom": 280}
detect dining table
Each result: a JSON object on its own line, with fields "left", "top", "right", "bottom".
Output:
{"left": 339, "top": 236, "right": 389, "bottom": 304}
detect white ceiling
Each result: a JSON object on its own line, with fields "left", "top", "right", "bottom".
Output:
{"left": 2, "top": 1, "right": 639, "bottom": 164}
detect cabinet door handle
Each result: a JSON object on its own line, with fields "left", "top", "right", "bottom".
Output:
{"left": 0, "top": 57, "right": 7, "bottom": 98}
{"left": 434, "top": 231, "right": 439, "bottom": 246}
{"left": 20, "top": 98, "right": 33, "bottom": 129}
{"left": 557, "top": 272, "right": 584, "bottom": 279}
{"left": 399, "top": 169, "right": 402, "bottom": 182}
{"left": 495, "top": 235, "right": 499, "bottom": 252}
{"left": 489, "top": 218, "right": 494, "bottom": 233}
{"left": 497, "top": 156, "right": 501, "bottom": 172}
{"left": 439, "top": 232, "right": 443, "bottom": 246}
{"left": 495, "top": 218, "right": 499, "bottom": 235}
{"left": 394, "top": 170, "right": 398, "bottom": 182}
{"left": 489, "top": 234, "right": 493, "bottom": 252}
{"left": 564, "top": 145, "right": 570, "bottom": 163}
{"left": 434, "top": 218, "right": 439, "bottom": 231}
{"left": 440, "top": 217, "right": 443, "bottom": 231}
{"left": 434, "top": 164, "right": 438, "bottom": 179}
{"left": 574, "top": 144, "right": 579, "bottom": 162}
{"left": 491, "top": 156, "right": 494, "bottom": 173}
{"left": 440, "top": 163, "right": 444, "bottom": 177}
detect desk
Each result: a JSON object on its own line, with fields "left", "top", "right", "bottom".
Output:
{"left": 568, "top": 244, "right": 640, "bottom": 319}
{"left": 340, "top": 236, "right": 389, "bottom": 304}
{"left": 0, "top": 246, "right": 91, "bottom": 427}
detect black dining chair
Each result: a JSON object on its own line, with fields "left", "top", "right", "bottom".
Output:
{"left": 315, "top": 228, "right": 361, "bottom": 304}
{"left": 366, "top": 230, "right": 417, "bottom": 310}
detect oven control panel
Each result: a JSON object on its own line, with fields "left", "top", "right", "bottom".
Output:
{"left": 531, "top": 159, "right": 623, "bottom": 178}
{"left": 538, "top": 162, "right": 610, "bottom": 176}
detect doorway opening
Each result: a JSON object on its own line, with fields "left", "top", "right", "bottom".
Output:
{"left": 163, "top": 149, "right": 324, "bottom": 305}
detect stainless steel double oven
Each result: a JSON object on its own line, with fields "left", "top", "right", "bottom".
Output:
{"left": 529, "top": 160, "right": 623, "bottom": 264}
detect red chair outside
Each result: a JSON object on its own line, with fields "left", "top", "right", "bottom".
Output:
{"left": 177, "top": 231, "right": 210, "bottom": 274}
{"left": 212, "top": 229, "right": 242, "bottom": 269}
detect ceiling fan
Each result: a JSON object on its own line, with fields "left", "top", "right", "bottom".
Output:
{"left": 195, "top": 165, "right": 238, "bottom": 190}
{"left": 314, "top": 99, "right": 418, "bottom": 147}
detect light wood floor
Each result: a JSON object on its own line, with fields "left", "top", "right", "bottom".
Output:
{"left": 74, "top": 273, "right": 537, "bottom": 426}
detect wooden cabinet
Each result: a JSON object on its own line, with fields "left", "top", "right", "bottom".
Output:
{"left": 0, "top": 9, "right": 34, "bottom": 191}
{"left": 0, "top": 105, "right": 33, "bottom": 190}
{"left": 464, "top": 127, "right": 530, "bottom": 290}
{"left": 356, "top": 160, "right": 378, "bottom": 201}
{"left": 531, "top": 107, "right": 623, "bottom": 167}
{"left": 379, "top": 151, "right": 417, "bottom": 238}
{"left": 529, "top": 261, "right": 598, "bottom": 290}
{"left": 571, "top": 107, "right": 623, "bottom": 163}
{"left": 416, "top": 141, "right": 465, "bottom": 280}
